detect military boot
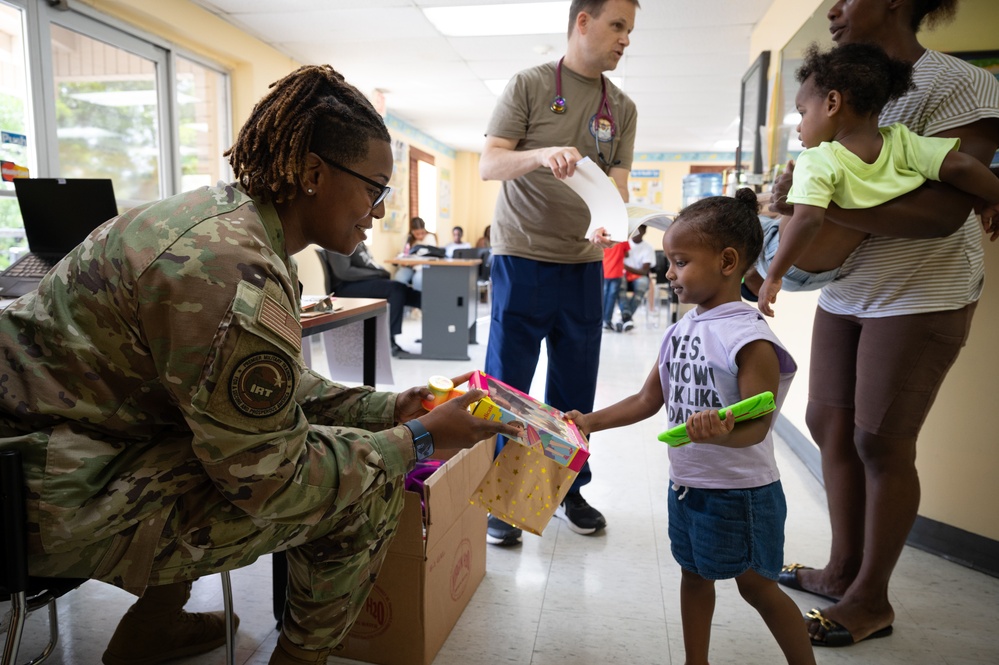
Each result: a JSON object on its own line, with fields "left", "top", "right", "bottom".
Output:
{"left": 267, "top": 632, "right": 332, "bottom": 664}
{"left": 102, "top": 580, "right": 238, "bottom": 665}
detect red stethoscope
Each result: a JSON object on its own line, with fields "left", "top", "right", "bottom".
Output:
{"left": 550, "top": 57, "right": 620, "bottom": 166}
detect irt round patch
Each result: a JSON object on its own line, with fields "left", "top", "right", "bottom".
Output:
{"left": 229, "top": 352, "right": 295, "bottom": 417}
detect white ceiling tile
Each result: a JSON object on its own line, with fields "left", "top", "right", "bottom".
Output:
{"left": 448, "top": 33, "right": 567, "bottom": 61}
{"left": 192, "top": 0, "right": 414, "bottom": 14}
{"left": 195, "top": 0, "right": 781, "bottom": 154}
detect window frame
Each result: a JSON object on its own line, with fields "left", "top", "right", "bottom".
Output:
{"left": 23, "top": 0, "right": 230, "bottom": 199}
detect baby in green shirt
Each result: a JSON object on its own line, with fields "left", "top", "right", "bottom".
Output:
{"left": 755, "top": 42, "right": 999, "bottom": 316}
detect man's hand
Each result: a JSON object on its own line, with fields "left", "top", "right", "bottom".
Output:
{"left": 539, "top": 146, "right": 584, "bottom": 180}
{"left": 589, "top": 228, "right": 616, "bottom": 248}
{"left": 768, "top": 160, "right": 795, "bottom": 217}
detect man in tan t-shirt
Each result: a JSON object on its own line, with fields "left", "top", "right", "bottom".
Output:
{"left": 479, "top": 0, "right": 640, "bottom": 546}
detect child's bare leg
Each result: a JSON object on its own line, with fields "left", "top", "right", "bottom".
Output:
{"left": 680, "top": 568, "right": 716, "bottom": 665}
{"left": 734, "top": 570, "right": 816, "bottom": 665}
{"left": 778, "top": 216, "right": 868, "bottom": 273}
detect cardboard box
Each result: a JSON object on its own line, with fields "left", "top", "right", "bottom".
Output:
{"left": 331, "top": 440, "right": 491, "bottom": 665}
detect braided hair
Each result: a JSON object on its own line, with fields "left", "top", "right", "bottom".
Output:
{"left": 673, "top": 188, "right": 764, "bottom": 271}
{"left": 226, "top": 64, "right": 391, "bottom": 204}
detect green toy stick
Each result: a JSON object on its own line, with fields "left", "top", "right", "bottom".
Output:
{"left": 658, "top": 391, "right": 776, "bottom": 448}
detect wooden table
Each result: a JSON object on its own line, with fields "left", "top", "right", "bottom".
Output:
{"left": 272, "top": 296, "right": 388, "bottom": 624}
{"left": 301, "top": 297, "right": 387, "bottom": 386}
{"left": 386, "top": 256, "right": 481, "bottom": 360}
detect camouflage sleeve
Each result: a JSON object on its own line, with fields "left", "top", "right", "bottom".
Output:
{"left": 136, "top": 217, "right": 415, "bottom": 526}
{"left": 295, "top": 366, "right": 396, "bottom": 430}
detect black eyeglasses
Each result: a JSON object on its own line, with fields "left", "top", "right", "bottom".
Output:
{"left": 324, "top": 159, "right": 392, "bottom": 209}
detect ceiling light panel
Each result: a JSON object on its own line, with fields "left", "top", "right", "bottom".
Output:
{"left": 423, "top": 2, "right": 570, "bottom": 37}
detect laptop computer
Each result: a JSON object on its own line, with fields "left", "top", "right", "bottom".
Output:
{"left": 0, "top": 178, "right": 118, "bottom": 298}
{"left": 409, "top": 244, "right": 446, "bottom": 259}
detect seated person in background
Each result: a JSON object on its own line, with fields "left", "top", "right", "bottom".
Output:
{"left": 394, "top": 216, "right": 437, "bottom": 291}
{"left": 444, "top": 225, "right": 472, "bottom": 257}
{"left": 754, "top": 42, "right": 999, "bottom": 317}
{"left": 601, "top": 240, "right": 629, "bottom": 332}
{"left": 617, "top": 224, "right": 655, "bottom": 331}
{"left": 322, "top": 243, "right": 421, "bottom": 357}
{"left": 476, "top": 224, "right": 491, "bottom": 249}
{"left": 401, "top": 216, "right": 438, "bottom": 255}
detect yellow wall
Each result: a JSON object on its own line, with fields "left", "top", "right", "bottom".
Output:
{"left": 453, "top": 152, "right": 502, "bottom": 249}
{"left": 369, "top": 132, "right": 457, "bottom": 266}
{"left": 752, "top": 0, "right": 999, "bottom": 541}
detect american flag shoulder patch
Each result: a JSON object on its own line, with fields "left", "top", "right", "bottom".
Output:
{"left": 258, "top": 295, "right": 302, "bottom": 353}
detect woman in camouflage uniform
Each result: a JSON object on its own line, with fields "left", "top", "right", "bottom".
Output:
{"left": 0, "top": 64, "right": 517, "bottom": 665}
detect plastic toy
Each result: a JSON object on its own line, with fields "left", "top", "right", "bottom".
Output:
{"left": 658, "top": 391, "right": 776, "bottom": 448}
{"left": 421, "top": 375, "right": 464, "bottom": 411}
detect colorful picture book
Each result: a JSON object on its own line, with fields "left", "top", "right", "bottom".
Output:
{"left": 468, "top": 371, "right": 589, "bottom": 471}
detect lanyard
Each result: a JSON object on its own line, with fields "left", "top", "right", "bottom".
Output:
{"left": 551, "top": 57, "right": 619, "bottom": 166}
{"left": 551, "top": 57, "right": 615, "bottom": 130}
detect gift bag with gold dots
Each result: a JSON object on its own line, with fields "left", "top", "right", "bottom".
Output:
{"left": 471, "top": 442, "right": 577, "bottom": 536}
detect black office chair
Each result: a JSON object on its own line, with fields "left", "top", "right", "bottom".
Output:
{"left": 476, "top": 247, "right": 492, "bottom": 282}
{"left": 1, "top": 448, "right": 87, "bottom": 665}
{"left": 649, "top": 250, "right": 678, "bottom": 326}
{"left": 1, "top": 449, "right": 237, "bottom": 665}
{"left": 451, "top": 248, "right": 491, "bottom": 302}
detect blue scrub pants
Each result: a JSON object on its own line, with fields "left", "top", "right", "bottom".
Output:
{"left": 485, "top": 255, "right": 603, "bottom": 491}
{"left": 602, "top": 277, "right": 621, "bottom": 326}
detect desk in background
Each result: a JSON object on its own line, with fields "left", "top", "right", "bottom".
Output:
{"left": 301, "top": 296, "right": 392, "bottom": 386}
{"left": 386, "top": 256, "right": 480, "bottom": 360}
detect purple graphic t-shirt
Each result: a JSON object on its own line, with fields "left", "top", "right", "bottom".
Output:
{"left": 658, "top": 301, "right": 797, "bottom": 489}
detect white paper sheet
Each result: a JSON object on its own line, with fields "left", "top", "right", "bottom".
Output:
{"left": 560, "top": 157, "right": 629, "bottom": 242}
{"left": 561, "top": 158, "right": 676, "bottom": 240}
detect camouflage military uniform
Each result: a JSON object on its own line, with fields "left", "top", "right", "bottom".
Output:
{"left": 0, "top": 182, "right": 416, "bottom": 649}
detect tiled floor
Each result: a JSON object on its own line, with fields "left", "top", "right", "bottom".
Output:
{"left": 5, "top": 304, "right": 998, "bottom": 664}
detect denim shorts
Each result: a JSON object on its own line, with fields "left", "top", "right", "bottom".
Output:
{"left": 756, "top": 216, "right": 839, "bottom": 291}
{"left": 668, "top": 480, "right": 786, "bottom": 581}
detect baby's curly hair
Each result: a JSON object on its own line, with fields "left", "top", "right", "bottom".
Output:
{"left": 225, "top": 64, "right": 391, "bottom": 204}
{"left": 797, "top": 43, "right": 914, "bottom": 117}
{"left": 673, "top": 188, "right": 763, "bottom": 271}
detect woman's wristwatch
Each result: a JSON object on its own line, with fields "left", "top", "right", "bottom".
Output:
{"left": 403, "top": 419, "right": 435, "bottom": 461}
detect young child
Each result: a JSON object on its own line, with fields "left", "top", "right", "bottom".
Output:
{"left": 756, "top": 42, "right": 999, "bottom": 316}
{"left": 567, "top": 189, "right": 814, "bottom": 665}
